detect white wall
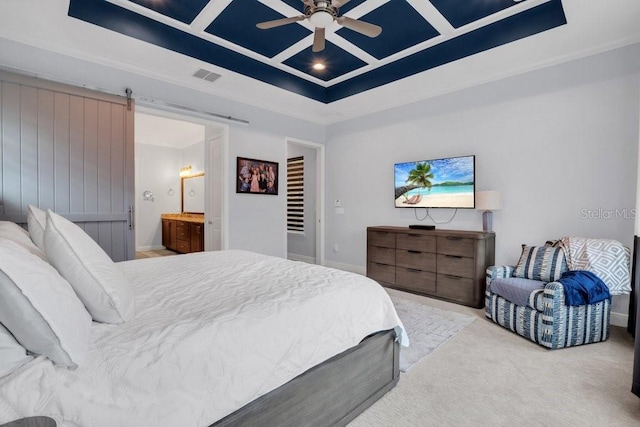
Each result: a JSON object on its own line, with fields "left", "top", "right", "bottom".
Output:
{"left": 287, "top": 143, "right": 317, "bottom": 260}
{"left": 227, "top": 127, "right": 289, "bottom": 258}
{"left": 181, "top": 140, "right": 205, "bottom": 175}
{"left": 135, "top": 143, "right": 182, "bottom": 250}
{"left": 324, "top": 50, "right": 640, "bottom": 323}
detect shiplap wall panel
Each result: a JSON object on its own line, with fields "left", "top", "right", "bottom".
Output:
{"left": 0, "top": 72, "right": 135, "bottom": 261}
{"left": 0, "top": 83, "right": 3, "bottom": 214}
{"left": 1, "top": 83, "right": 21, "bottom": 215}
{"left": 54, "top": 92, "right": 71, "bottom": 213}
{"left": 38, "top": 89, "right": 56, "bottom": 210}
{"left": 69, "top": 95, "right": 85, "bottom": 214}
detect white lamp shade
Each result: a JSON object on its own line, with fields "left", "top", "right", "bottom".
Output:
{"left": 475, "top": 190, "right": 502, "bottom": 211}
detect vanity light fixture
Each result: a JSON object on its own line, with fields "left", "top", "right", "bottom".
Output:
{"left": 179, "top": 165, "right": 192, "bottom": 177}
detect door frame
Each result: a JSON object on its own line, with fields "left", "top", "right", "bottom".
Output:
{"left": 286, "top": 137, "right": 325, "bottom": 266}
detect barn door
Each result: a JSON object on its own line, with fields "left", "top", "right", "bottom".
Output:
{"left": 0, "top": 71, "right": 135, "bottom": 261}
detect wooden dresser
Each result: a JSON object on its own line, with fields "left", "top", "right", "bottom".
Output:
{"left": 367, "top": 226, "right": 495, "bottom": 308}
{"left": 161, "top": 214, "right": 204, "bottom": 254}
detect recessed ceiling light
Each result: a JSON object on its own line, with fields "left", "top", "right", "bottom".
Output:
{"left": 313, "top": 63, "right": 326, "bottom": 71}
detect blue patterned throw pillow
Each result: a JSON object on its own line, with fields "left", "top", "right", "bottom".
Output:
{"left": 514, "top": 245, "right": 568, "bottom": 282}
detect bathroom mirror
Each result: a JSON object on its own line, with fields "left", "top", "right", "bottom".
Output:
{"left": 182, "top": 173, "right": 205, "bottom": 213}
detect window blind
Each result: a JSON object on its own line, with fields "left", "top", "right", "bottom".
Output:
{"left": 287, "top": 156, "right": 304, "bottom": 233}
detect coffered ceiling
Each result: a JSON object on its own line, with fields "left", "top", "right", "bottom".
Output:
{"left": 0, "top": 0, "right": 639, "bottom": 124}
{"left": 67, "top": 0, "right": 567, "bottom": 103}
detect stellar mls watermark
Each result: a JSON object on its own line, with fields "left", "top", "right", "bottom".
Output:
{"left": 580, "top": 208, "right": 637, "bottom": 220}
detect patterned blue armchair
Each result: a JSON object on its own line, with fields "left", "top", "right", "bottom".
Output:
{"left": 485, "top": 245, "right": 611, "bottom": 349}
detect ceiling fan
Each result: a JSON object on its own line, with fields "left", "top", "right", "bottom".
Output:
{"left": 256, "top": 0, "right": 382, "bottom": 53}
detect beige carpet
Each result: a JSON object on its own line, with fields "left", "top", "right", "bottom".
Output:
{"left": 349, "top": 288, "right": 640, "bottom": 427}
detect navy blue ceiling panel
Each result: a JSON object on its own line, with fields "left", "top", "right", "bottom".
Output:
{"left": 327, "top": 0, "right": 567, "bottom": 102}
{"left": 67, "top": 0, "right": 567, "bottom": 104}
{"left": 430, "top": 0, "right": 520, "bottom": 29}
{"left": 283, "top": 41, "right": 367, "bottom": 81}
{"left": 336, "top": 1, "right": 439, "bottom": 60}
{"left": 205, "top": 1, "right": 311, "bottom": 58}
{"left": 128, "top": 0, "right": 209, "bottom": 24}
{"left": 68, "top": 0, "right": 326, "bottom": 101}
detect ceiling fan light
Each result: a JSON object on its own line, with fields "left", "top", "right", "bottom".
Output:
{"left": 309, "top": 11, "right": 333, "bottom": 28}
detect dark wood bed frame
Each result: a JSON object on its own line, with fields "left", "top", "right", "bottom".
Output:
{"left": 213, "top": 329, "right": 400, "bottom": 426}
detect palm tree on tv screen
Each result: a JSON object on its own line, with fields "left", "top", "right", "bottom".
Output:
{"left": 405, "top": 162, "right": 434, "bottom": 196}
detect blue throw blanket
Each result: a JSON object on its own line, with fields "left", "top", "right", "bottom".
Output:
{"left": 557, "top": 270, "right": 611, "bottom": 306}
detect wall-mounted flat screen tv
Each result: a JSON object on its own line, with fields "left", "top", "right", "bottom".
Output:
{"left": 394, "top": 155, "right": 475, "bottom": 209}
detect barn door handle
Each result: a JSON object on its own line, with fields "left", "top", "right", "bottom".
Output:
{"left": 128, "top": 205, "right": 134, "bottom": 230}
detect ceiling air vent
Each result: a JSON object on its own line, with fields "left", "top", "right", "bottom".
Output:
{"left": 193, "top": 68, "right": 221, "bottom": 83}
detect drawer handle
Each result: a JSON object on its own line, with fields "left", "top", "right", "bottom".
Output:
{"left": 408, "top": 234, "right": 421, "bottom": 237}
{"left": 446, "top": 255, "right": 462, "bottom": 259}
{"left": 408, "top": 250, "right": 420, "bottom": 254}
{"left": 407, "top": 268, "right": 422, "bottom": 273}
{"left": 445, "top": 275, "right": 462, "bottom": 280}
{"left": 446, "top": 236, "right": 462, "bottom": 241}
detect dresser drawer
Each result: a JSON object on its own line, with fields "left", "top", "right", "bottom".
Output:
{"left": 397, "top": 233, "right": 436, "bottom": 252}
{"left": 437, "top": 254, "right": 475, "bottom": 279}
{"left": 437, "top": 274, "right": 474, "bottom": 302}
{"left": 176, "top": 239, "right": 190, "bottom": 253}
{"left": 368, "top": 262, "right": 395, "bottom": 285}
{"left": 368, "top": 231, "right": 395, "bottom": 248}
{"left": 437, "top": 236, "right": 475, "bottom": 257}
{"left": 176, "top": 223, "right": 189, "bottom": 240}
{"left": 368, "top": 246, "right": 395, "bottom": 265}
{"left": 396, "top": 268, "right": 436, "bottom": 293}
{"left": 396, "top": 250, "right": 436, "bottom": 271}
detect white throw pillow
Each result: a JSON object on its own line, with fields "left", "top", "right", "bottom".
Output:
{"left": 44, "top": 210, "right": 135, "bottom": 324}
{"left": 0, "top": 239, "right": 91, "bottom": 368}
{"left": 0, "top": 323, "right": 34, "bottom": 378}
{"left": 0, "top": 220, "right": 47, "bottom": 261}
{"left": 27, "top": 204, "right": 47, "bottom": 252}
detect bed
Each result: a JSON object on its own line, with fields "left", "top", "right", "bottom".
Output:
{"left": 0, "top": 210, "right": 406, "bottom": 427}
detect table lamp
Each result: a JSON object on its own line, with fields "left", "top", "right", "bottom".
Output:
{"left": 475, "top": 190, "right": 502, "bottom": 233}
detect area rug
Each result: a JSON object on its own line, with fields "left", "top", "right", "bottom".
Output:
{"left": 391, "top": 296, "right": 476, "bottom": 372}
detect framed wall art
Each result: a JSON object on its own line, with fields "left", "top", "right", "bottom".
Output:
{"left": 236, "top": 156, "right": 279, "bottom": 195}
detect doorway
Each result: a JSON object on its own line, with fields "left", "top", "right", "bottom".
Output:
{"left": 286, "top": 138, "right": 325, "bottom": 265}
{"left": 134, "top": 105, "right": 228, "bottom": 254}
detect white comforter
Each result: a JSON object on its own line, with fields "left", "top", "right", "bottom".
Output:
{"left": 0, "top": 250, "right": 404, "bottom": 426}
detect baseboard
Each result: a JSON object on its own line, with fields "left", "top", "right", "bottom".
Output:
{"left": 610, "top": 311, "right": 628, "bottom": 328}
{"left": 287, "top": 253, "right": 317, "bottom": 264}
{"left": 136, "top": 245, "right": 166, "bottom": 252}
{"left": 323, "top": 260, "right": 366, "bottom": 276}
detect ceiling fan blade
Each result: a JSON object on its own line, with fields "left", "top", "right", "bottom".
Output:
{"left": 312, "top": 27, "right": 326, "bottom": 52}
{"left": 332, "top": 0, "right": 351, "bottom": 7}
{"left": 336, "top": 16, "right": 382, "bottom": 37}
{"left": 256, "top": 15, "right": 305, "bottom": 30}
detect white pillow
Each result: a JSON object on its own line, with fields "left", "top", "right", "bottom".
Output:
{"left": 44, "top": 210, "right": 135, "bottom": 324}
{"left": 27, "top": 204, "right": 47, "bottom": 252}
{"left": 0, "top": 239, "right": 91, "bottom": 368}
{"left": 0, "top": 220, "right": 47, "bottom": 261}
{"left": 0, "top": 323, "right": 34, "bottom": 378}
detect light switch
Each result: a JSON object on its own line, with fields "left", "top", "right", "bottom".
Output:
{"left": 335, "top": 207, "right": 344, "bottom": 215}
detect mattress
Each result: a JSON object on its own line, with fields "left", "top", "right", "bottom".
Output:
{"left": 0, "top": 250, "right": 405, "bottom": 426}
